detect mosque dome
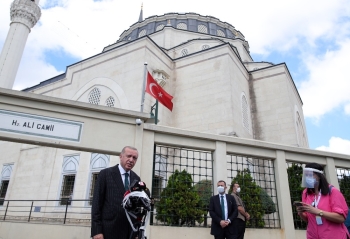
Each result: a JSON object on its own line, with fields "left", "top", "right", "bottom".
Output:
{"left": 117, "top": 12, "right": 245, "bottom": 43}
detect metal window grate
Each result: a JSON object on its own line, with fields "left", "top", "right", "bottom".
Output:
{"left": 138, "top": 29, "right": 147, "bottom": 37}
{"left": 89, "top": 173, "right": 99, "bottom": 205}
{"left": 156, "top": 24, "right": 165, "bottom": 31}
{"left": 336, "top": 168, "right": 350, "bottom": 206}
{"left": 60, "top": 175, "right": 75, "bottom": 205}
{"left": 105, "top": 96, "right": 115, "bottom": 107}
{"left": 0, "top": 180, "right": 9, "bottom": 206}
{"left": 217, "top": 29, "right": 226, "bottom": 37}
{"left": 88, "top": 88, "right": 101, "bottom": 105}
{"left": 227, "top": 155, "right": 280, "bottom": 228}
{"left": 181, "top": 49, "right": 188, "bottom": 56}
{"left": 152, "top": 144, "right": 213, "bottom": 227}
{"left": 176, "top": 22, "right": 187, "bottom": 30}
{"left": 286, "top": 162, "right": 306, "bottom": 229}
{"left": 198, "top": 24, "right": 208, "bottom": 33}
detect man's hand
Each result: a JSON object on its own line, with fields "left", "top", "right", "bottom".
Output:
{"left": 220, "top": 220, "right": 229, "bottom": 228}
{"left": 93, "top": 234, "right": 104, "bottom": 239}
{"left": 245, "top": 212, "right": 250, "bottom": 220}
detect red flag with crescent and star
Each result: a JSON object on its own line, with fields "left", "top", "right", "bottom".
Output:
{"left": 145, "top": 72, "right": 173, "bottom": 111}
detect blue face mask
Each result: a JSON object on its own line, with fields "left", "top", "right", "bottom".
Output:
{"left": 305, "top": 177, "right": 316, "bottom": 188}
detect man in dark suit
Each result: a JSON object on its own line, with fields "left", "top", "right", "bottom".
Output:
{"left": 209, "top": 180, "right": 238, "bottom": 239}
{"left": 91, "top": 146, "right": 140, "bottom": 239}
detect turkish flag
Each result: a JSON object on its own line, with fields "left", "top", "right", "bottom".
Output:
{"left": 145, "top": 72, "right": 173, "bottom": 111}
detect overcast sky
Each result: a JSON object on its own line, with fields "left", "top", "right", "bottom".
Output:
{"left": 0, "top": 0, "right": 350, "bottom": 155}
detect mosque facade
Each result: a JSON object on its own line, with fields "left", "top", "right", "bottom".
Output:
{"left": 0, "top": 5, "right": 308, "bottom": 208}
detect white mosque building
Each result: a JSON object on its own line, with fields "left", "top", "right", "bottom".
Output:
{"left": 0, "top": 0, "right": 308, "bottom": 211}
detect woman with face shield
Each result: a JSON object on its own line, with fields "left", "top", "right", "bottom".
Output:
{"left": 296, "top": 163, "right": 349, "bottom": 239}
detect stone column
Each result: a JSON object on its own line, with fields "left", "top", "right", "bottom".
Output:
{"left": 275, "top": 150, "right": 296, "bottom": 239}
{"left": 0, "top": 0, "right": 41, "bottom": 89}
{"left": 325, "top": 157, "right": 339, "bottom": 188}
{"left": 213, "top": 141, "right": 227, "bottom": 186}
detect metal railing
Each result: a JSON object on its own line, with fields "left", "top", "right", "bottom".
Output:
{"left": 0, "top": 199, "right": 92, "bottom": 226}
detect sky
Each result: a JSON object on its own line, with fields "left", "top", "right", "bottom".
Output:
{"left": 0, "top": 0, "right": 350, "bottom": 155}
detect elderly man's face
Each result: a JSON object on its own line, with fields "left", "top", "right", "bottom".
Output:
{"left": 120, "top": 147, "right": 138, "bottom": 171}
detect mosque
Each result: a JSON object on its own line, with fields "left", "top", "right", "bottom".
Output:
{"left": 0, "top": 0, "right": 308, "bottom": 220}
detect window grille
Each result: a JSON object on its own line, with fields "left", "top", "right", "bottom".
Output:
{"left": 152, "top": 144, "right": 213, "bottom": 227}
{"left": 88, "top": 88, "right": 101, "bottom": 105}
{"left": 217, "top": 29, "right": 226, "bottom": 37}
{"left": 105, "top": 96, "right": 115, "bottom": 107}
{"left": 176, "top": 22, "right": 187, "bottom": 30}
{"left": 156, "top": 24, "right": 165, "bottom": 31}
{"left": 286, "top": 162, "right": 306, "bottom": 229}
{"left": 138, "top": 29, "right": 147, "bottom": 37}
{"left": 202, "top": 45, "right": 210, "bottom": 50}
{"left": 60, "top": 175, "right": 75, "bottom": 205}
{"left": 181, "top": 49, "right": 188, "bottom": 56}
{"left": 227, "top": 154, "right": 280, "bottom": 228}
{"left": 198, "top": 24, "right": 208, "bottom": 33}
{"left": 0, "top": 180, "right": 9, "bottom": 206}
{"left": 336, "top": 168, "right": 350, "bottom": 206}
{"left": 89, "top": 173, "right": 99, "bottom": 205}
{"left": 241, "top": 95, "right": 250, "bottom": 131}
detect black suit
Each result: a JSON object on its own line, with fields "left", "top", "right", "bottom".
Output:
{"left": 209, "top": 194, "right": 238, "bottom": 239}
{"left": 91, "top": 164, "right": 140, "bottom": 239}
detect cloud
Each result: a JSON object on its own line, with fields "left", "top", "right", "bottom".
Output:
{"left": 299, "top": 39, "right": 350, "bottom": 119}
{"left": 316, "top": 137, "right": 350, "bottom": 155}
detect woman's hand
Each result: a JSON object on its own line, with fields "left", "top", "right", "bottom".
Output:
{"left": 297, "top": 202, "right": 319, "bottom": 215}
{"left": 297, "top": 202, "right": 345, "bottom": 223}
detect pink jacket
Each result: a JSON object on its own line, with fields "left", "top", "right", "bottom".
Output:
{"left": 302, "top": 185, "right": 349, "bottom": 239}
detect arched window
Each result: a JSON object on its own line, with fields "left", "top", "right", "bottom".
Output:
{"left": 198, "top": 24, "right": 208, "bottom": 33}
{"left": 181, "top": 49, "right": 188, "bottom": 56}
{"left": 88, "top": 153, "right": 110, "bottom": 205}
{"left": 156, "top": 24, "right": 165, "bottom": 31}
{"left": 0, "top": 164, "right": 13, "bottom": 206}
{"left": 105, "top": 96, "right": 115, "bottom": 107}
{"left": 202, "top": 45, "right": 210, "bottom": 50}
{"left": 217, "top": 29, "right": 226, "bottom": 37}
{"left": 88, "top": 88, "right": 101, "bottom": 105}
{"left": 59, "top": 155, "right": 80, "bottom": 206}
{"left": 138, "top": 29, "right": 147, "bottom": 37}
{"left": 241, "top": 94, "right": 250, "bottom": 132}
{"left": 176, "top": 22, "right": 187, "bottom": 30}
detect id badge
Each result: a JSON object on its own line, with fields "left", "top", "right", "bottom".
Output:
{"left": 316, "top": 216, "right": 323, "bottom": 225}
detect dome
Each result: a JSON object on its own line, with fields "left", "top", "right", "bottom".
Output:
{"left": 117, "top": 12, "right": 245, "bottom": 42}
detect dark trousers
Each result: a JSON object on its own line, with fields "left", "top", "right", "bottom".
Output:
{"left": 214, "top": 226, "right": 235, "bottom": 239}
{"left": 233, "top": 218, "right": 246, "bottom": 239}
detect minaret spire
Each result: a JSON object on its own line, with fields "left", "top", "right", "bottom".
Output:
{"left": 0, "top": 0, "right": 41, "bottom": 89}
{"left": 138, "top": 3, "right": 143, "bottom": 22}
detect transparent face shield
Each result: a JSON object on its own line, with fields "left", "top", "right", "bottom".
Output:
{"left": 301, "top": 168, "right": 323, "bottom": 188}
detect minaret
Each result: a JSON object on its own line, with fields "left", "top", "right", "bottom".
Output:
{"left": 0, "top": 0, "right": 41, "bottom": 89}
{"left": 138, "top": 3, "right": 143, "bottom": 22}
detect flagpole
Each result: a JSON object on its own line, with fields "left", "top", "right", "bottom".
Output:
{"left": 140, "top": 62, "right": 148, "bottom": 112}
{"left": 155, "top": 100, "right": 158, "bottom": 125}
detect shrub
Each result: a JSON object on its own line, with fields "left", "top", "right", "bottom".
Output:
{"left": 155, "top": 169, "right": 206, "bottom": 226}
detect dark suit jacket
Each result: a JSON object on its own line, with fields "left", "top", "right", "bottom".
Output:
{"left": 91, "top": 164, "right": 140, "bottom": 239}
{"left": 209, "top": 194, "right": 238, "bottom": 236}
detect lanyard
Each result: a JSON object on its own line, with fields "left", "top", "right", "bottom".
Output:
{"left": 314, "top": 190, "right": 322, "bottom": 208}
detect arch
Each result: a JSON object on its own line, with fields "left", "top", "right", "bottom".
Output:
{"left": 241, "top": 92, "right": 251, "bottom": 134}
{"left": 198, "top": 24, "right": 208, "bottom": 33}
{"left": 181, "top": 49, "right": 189, "bottom": 56}
{"left": 217, "top": 29, "right": 226, "bottom": 37}
{"left": 105, "top": 96, "right": 115, "bottom": 107}
{"left": 88, "top": 87, "right": 101, "bottom": 105}
{"left": 71, "top": 77, "right": 129, "bottom": 110}
{"left": 90, "top": 153, "right": 110, "bottom": 170}
{"left": 1, "top": 164, "right": 13, "bottom": 180}
{"left": 62, "top": 155, "right": 79, "bottom": 173}
{"left": 156, "top": 24, "right": 165, "bottom": 31}
{"left": 138, "top": 29, "right": 147, "bottom": 37}
{"left": 176, "top": 22, "right": 187, "bottom": 30}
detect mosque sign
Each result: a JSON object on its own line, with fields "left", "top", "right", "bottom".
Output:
{"left": 0, "top": 109, "right": 83, "bottom": 142}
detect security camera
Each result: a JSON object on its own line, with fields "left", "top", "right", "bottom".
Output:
{"left": 135, "top": 119, "right": 142, "bottom": 125}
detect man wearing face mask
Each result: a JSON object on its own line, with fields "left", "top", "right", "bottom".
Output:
{"left": 231, "top": 183, "right": 250, "bottom": 239}
{"left": 209, "top": 180, "right": 238, "bottom": 239}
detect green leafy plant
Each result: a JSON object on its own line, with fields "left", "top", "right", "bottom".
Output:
{"left": 287, "top": 163, "right": 307, "bottom": 229}
{"left": 339, "top": 175, "right": 350, "bottom": 206}
{"left": 259, "top": 187, "right": 276, "bottom": 214}
{"left": 228, "top": 169, "right": 265, "bottom": 228}
{"left": 155, "top": 169, "right": 206, "bottom": 226}
{"left": 194, "top": 179, "right": 212, "bottom": 227}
